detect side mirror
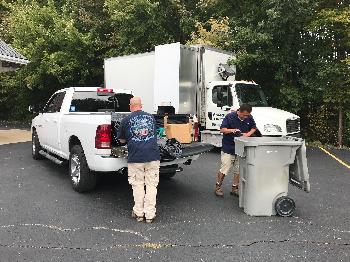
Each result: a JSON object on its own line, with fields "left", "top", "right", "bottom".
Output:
{"left": 28, "top": 105, "right": 34, "bottom": 113}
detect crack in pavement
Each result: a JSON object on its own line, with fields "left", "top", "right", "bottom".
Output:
{"left": 145, "top": 217, "right": 350, "bottom": 237}
{"left": 240, "top": 239, "right": 350, "bottom": 247}
{"left": 0, "top": 223, "right": 149, "bottom": 241}
{"left": 0, "top": 239, "right": 348, "bottom": 252}
{"left": 92, "top": 226, "right": 149, "bottom": 241}
{"left": 0, "top": 224, "right": 79, "bottom": 232}
{"left": 0, "top": 222, "right": 348, "bottom": 252}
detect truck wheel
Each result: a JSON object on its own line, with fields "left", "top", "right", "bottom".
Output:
{"left": 69, "top": 145, "right": 97, "bottom": 192}
{"left": 32, "top": 130, "right": 43, "bottom": 160}
{"left": 275, "top": 196, "right": 295, "bottom": 217}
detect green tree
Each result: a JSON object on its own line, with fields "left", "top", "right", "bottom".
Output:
{"left": 307, "top": 3, "right": 350, "bottom": 147}
{"left": 104, "top": 0, "right": 173, "bottom": 55}
{"left": 0, "top": 0, "right": 106, "bottom": 119}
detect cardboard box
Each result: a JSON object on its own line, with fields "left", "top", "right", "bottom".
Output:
{"left": 165, "top": 123, "right": 193, "bottom": 144}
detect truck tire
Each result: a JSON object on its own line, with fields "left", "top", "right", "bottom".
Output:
{"left": 32, "top": 130, "right": 43, "bottom": 160}
{"left": 69, "top": 145, "right": 97, "bottom": 192}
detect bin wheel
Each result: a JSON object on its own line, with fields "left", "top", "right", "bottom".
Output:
{"left": 275, "top": 196, "right": 295, "bottom": 217}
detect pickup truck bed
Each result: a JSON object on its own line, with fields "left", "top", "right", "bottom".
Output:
{"left": 111, "top": 112, "right": 213, "bottom": 162}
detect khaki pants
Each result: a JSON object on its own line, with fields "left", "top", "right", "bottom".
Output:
{"left": 219, "top": 152, "right": 239, "bottom": 178}
{"left": 128, "top": 160, "right": 160, "bottom": 219}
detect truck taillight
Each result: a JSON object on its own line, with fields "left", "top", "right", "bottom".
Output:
{"left": 95, "top": 124, "right": 112, "bottom": 149}
{"left": 97, "top": 88, "right": 114, "bottom": 96}
{"left": 97, "top": 88, "right": 113, "bottom": 93}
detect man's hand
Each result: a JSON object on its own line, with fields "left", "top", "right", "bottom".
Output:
{"left": 220, "top": 128, "right": 240, "bottom": 134}
{"left": 242, "top": 128, "right": 257, "bottom": 137}
{"left": 231, "top": 129, "right": 240, "bottom": 134}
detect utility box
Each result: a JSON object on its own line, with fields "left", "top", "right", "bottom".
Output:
{"left": 235, "top": 136, "right": 310, "bottom": 217}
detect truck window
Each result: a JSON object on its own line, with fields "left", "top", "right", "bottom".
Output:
{"left": 212, "top": 86, "right": 233, "bottom": 107}
{"left": 43, "top": 92, "right": 66, "bottom": 113}
{"left": 235, "top": 84, "right": 268, "bottom": 107}
{"left": 70, "top": 92, "right": 133, "bottom": 112}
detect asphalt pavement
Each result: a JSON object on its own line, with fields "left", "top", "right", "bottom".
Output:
{"left": 0, "top": 142, "right": 349, "bottom": 261}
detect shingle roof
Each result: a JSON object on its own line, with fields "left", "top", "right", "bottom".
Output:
{"left": 0, "top": 40, "right": 29, "bottom": 65}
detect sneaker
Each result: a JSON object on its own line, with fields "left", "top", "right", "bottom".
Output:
{"left": 145, "top": 218, "right": 155, "bottom": 224}
{"left": 230, "top": 185, "right": 239, "bottom": 197}
{"left": 131, "top": 211, "right": 144, "bottom": 222}
{"left": 215, "top": 185, "right": 224, "bottom": 197}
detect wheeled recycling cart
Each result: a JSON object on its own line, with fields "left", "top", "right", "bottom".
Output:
{"left": 234, "top": 136, "right": 310, "bottom": 217}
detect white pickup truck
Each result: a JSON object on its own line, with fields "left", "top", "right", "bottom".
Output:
{"left": 30, "top": 87, "right": 213, "bottom": 192}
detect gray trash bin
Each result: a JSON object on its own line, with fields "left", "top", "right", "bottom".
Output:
{"left": 235, "top": 136, "right": 310, "bottom": 217}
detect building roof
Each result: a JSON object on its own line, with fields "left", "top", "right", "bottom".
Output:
{"left": 0, "top": 40, "right": 29, "bottom": 65}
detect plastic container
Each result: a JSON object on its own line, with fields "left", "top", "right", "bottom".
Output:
{"left": 235, "top": 136, "right": 310, "bottom": 216}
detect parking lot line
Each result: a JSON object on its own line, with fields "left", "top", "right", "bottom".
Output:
{"left": 318, "top": 146, "right": 350, "bottom": 169}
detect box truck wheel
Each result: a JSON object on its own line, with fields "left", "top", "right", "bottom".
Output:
{"left": 275, "top": 196, "right": 295, "bottom": 217}
{"left": 69, "top": 145, "right": 97, "bottom": 192}
{"left": 32, "top": 130, "right": 43, "bottom": 160}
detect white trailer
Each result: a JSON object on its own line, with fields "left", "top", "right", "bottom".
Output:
{"left": 104, "top": 43, "right": 301, "bottom": 147}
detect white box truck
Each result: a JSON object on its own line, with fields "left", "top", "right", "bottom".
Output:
{"left": 104, "top": 43, "right": 301, "bottom": 147}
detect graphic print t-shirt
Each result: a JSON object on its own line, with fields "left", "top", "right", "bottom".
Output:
{"left": 117, "top": 110, "right": 160, "bottom": 163}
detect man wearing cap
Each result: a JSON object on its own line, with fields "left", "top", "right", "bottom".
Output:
{"left": 215, "top": 104, "right": 257, "bottom": 197}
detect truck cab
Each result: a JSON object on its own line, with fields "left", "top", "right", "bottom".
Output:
{"left": 205, "top": 81, "right": 300, "bottom": 134}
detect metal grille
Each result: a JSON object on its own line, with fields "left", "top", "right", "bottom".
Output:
{"left": 286, "top": 119, "right": 300, "bottom": 133}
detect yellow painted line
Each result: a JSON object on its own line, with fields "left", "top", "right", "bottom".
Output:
{"left": 318, "top": 146, "right": 350, "bottom": 169}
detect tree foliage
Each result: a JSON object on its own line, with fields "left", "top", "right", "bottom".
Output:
{"left": 0, "top": 0, "right": 349, "bottom": 146}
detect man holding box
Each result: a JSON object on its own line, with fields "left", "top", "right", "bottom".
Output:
{"left": 215, "top": 104, "right": 257, "bottom": 197}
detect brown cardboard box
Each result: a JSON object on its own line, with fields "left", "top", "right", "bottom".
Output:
{"left": 165, "top": 123, "right": 193, "bottom": 144}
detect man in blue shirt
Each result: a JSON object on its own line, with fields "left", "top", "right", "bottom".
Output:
{"left": 215, "top": 104, "right": 257, "bottom": 197}
{"left": 118, "top": 97, "right": 160, "bottom": 223}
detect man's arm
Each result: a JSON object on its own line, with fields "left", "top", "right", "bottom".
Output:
{"left": 242, "top": 117, "right": 257, "bottom": 137}
{"left": 242, "top": 128, "right": 257, "bottom": 137}
{"left": 220, "top": 127, "right": 241, "bottom": 134}
{"left": 220, "top": 114, "right": 240, "bottom": 134}
{"left": 117, "top": 119, "right": 126, "bottom": 144}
